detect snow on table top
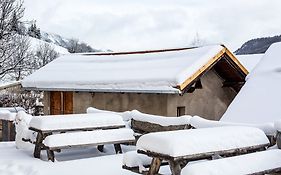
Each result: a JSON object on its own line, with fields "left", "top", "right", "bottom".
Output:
{"left": 137, "top": 126, "right": 269, "bottom": 157}
{"left": 29, "top": 113, "right": 125, "bottom": 131}
{"left": 221, "top": 42, "right": 281, "bottom": 125}
{"left": 0, "top": 110, "right": 16, "bottom": 121}
{"left": 87, "top": 107, "right": 132, "bottom": 121}
{"left": 181, "top": 149, "right": 281, "bottom": 175}
{"left": 22, "top": 45, "right": 224, "bottom": 93}
{"left": 190, "top": 116, "right": 275, "bottom": 136}
{"left": 236, "top": 54, "right": 263, "bottom": 72}
{"left": 131, "top": 110, "right": 191, "bottom": 126}
{"left": 43, "top": 128, "right": 135, "bottom": 148}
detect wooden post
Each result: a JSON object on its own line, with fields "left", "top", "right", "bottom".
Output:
{"left": 147, "top": 158, "right": 162, "bottom": 175}
{"left": 169, "top": 160, "right": 181, "bottom": 175}
{"left": 34, "top": 132, "right": 44, "bottom": 158}
{"left": 47, "top": 149, "right": 55, "bottom": 162}
{"left": 1, "top": 120, "right": 16, "bottom": 141}
{"left": 114, "top": 144, "right": 122, "bottom": 154}
{"left": 97, "top": 145, "right": 104, "bottom": 152}
{"left": 276, "top": 131, "right": 281, "bottom": 149}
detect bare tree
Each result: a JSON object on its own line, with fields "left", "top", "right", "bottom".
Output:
{"left": 0, "top": 0, "right": 30, "bottom": 81}
{"left": 35, "top": 43, "right": 59, "bottom": 68}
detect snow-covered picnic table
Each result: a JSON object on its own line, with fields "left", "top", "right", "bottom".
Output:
{"left": 28, "top": 113, "right": 135, "bottom": 162}
{"left": 135, "top": 126, "right": 270, "bottom": 175}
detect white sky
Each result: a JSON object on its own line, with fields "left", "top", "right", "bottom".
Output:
{"left": 23, "top": 0, "right": 281, "bottom": 51}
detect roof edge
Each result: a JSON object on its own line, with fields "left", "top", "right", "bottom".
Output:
{"left": 177, "top": 45, "right": 249, "bottom": 91}
{"left": 22, "top": 87, "right": 181, "bottom": 94}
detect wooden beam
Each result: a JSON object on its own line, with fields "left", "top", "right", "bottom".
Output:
{"left": 178, "top": 48, "right": 226, "bottom": 91}
{"left": 222, "top": 81, "right": 245, "bottom": 87}
{"left": 224, "top": 48, "right": 249, "bottom": 75}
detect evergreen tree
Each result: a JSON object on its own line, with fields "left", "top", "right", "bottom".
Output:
{"left": 27, "top": 22, "right": 41, "bottom": 39}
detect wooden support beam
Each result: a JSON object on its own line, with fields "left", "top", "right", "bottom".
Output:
{"left": 147, "top": 158, "right": 162, "bottom": 175}
{"left": 169, "top": 161, "right": 181, "bottom": 175}
{"left": 114, "top": 144, "right": 122, "bottom": 154}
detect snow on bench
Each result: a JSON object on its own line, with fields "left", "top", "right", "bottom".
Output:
{"left": 43, "top": 128, "right": 135, "bottom": 162}
{"left": 29, "top": 113, "right": 125, "bottom": 132}
{"left": 190, "top": 116, "right": 276, "bottom": 136}
{"left": 87, "top": 107, "right": 132, "bottom": 121}
{"left": 136, "top": 126, "right": 270, "bottom": 175}
{"left": 181, "top": 149, "right": 281, "bottom": 175}
{"left": 131, "top": 110, "right": 191, "bottom": 134}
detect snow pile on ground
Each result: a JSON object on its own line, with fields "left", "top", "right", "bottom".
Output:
{"left": 43, "top": 128, "right": 134, "bottom": 148}
{"left": 22, "top": 45, "right": 225, "bottom": 93}
{"left": 137, "top": 126, "right": 269, "bottom": 157}
{"left": 87, "top": 107, "right": 132, "bottom": 121}
{"left": 181, "top": 149, "right": 281, "bottom": 175}
{"left": 29, "top": 113, "right": 125, "bottom": 131}
{"left": 0, "top": 162, "right": 38, "bottom": 175}
{"left": 221, "top": 42, "right": 281, "bottom": 125}
{"left": 0, "top": 142, "right": 141, "bottom": 175}
{"left": 0, "top": 110, "right": 16, "bottom": 121}
{"left": 190, "top": 116, "right": 275, "bottom": 136}
{"left": 122, "top": 151, "right": 152, "bottom": 173}
{"left": 14, "top": 111, "right": 36, "bottom": 149}
{"left": 131, "top": 110, "right": 191, "bottom": 126}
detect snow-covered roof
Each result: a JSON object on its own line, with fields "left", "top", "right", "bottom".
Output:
{"left": 236, "top": 54, "right": 263, "bottom": 72}
{"left": 221, "top": 42, "right": 281, "bottom": 124}
{"left": 22, "top": 45, "right": 247, "bottom": 93}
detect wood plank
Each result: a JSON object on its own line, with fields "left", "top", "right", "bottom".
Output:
{"left": 178, "top": 47, "right": 226, "bottom": 91}
{"left": 137, "top": 143, "right": 269, "bottom": 162}
{"left": 46, "top": 139, "right": 135, "bottom": 150}
{"left": 34, "top": 132, "right": 44, "bottom": 158}
{"left": 63, "top": 92, "right": 73, "bottom": 114}
{"left": 169, "top": 161, "right": 181, "bottom": 175}
{"left": 29, "top": 125, "right": 126, "bottom": 134}
{"left": 50, "top": 91, "right": 62, "bottom": 115}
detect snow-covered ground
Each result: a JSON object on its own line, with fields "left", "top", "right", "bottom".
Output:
{"left": 0, "top": 142, "right": 142, "bottom": 175}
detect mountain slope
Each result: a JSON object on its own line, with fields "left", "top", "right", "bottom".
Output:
{"left": 235, "top": 35, "right": 281, "bottom": 55}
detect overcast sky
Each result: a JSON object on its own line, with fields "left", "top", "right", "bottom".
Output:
{"left": 23, "top": 0, "right": 281, "bottom": 51}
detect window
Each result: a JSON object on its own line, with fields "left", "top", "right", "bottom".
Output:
{"left": 177, "top": 106, "right": 185, "bottom": 116}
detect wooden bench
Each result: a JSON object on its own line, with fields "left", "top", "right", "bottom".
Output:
{"left": 135, "top": 126, "right": 270, "bottom": 175}
{"left": 130, "top": 110, "right": 191, "bottom": 136}
{"left": 28, "top": 113, "right": 135, "bottom": 161}
{"left": 181, "top": 149, "right": 281, "bottom": 175}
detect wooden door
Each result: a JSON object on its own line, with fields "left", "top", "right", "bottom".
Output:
{"left": 50, "top": 91, "right": 73, "bottom": 115}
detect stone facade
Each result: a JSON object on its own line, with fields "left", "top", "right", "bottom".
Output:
{"left": 43, "top": 68, "right": 237, "bottom": 120}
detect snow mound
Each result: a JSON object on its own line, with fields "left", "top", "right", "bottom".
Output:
{"left": 221, "top": 42, "right": 281, "bottom": 125}
{"left": 131, "top": 110, "right": 191, "bottom": 126}
{"left": 14, "top": 111, "right": 36, "bottom": 149}
{"left": 190, "top": 116, "right": 275, "bottom": 136}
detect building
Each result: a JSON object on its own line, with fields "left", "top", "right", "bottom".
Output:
{"left": 22, "top": 45, "right": 248, "bottom": 120}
